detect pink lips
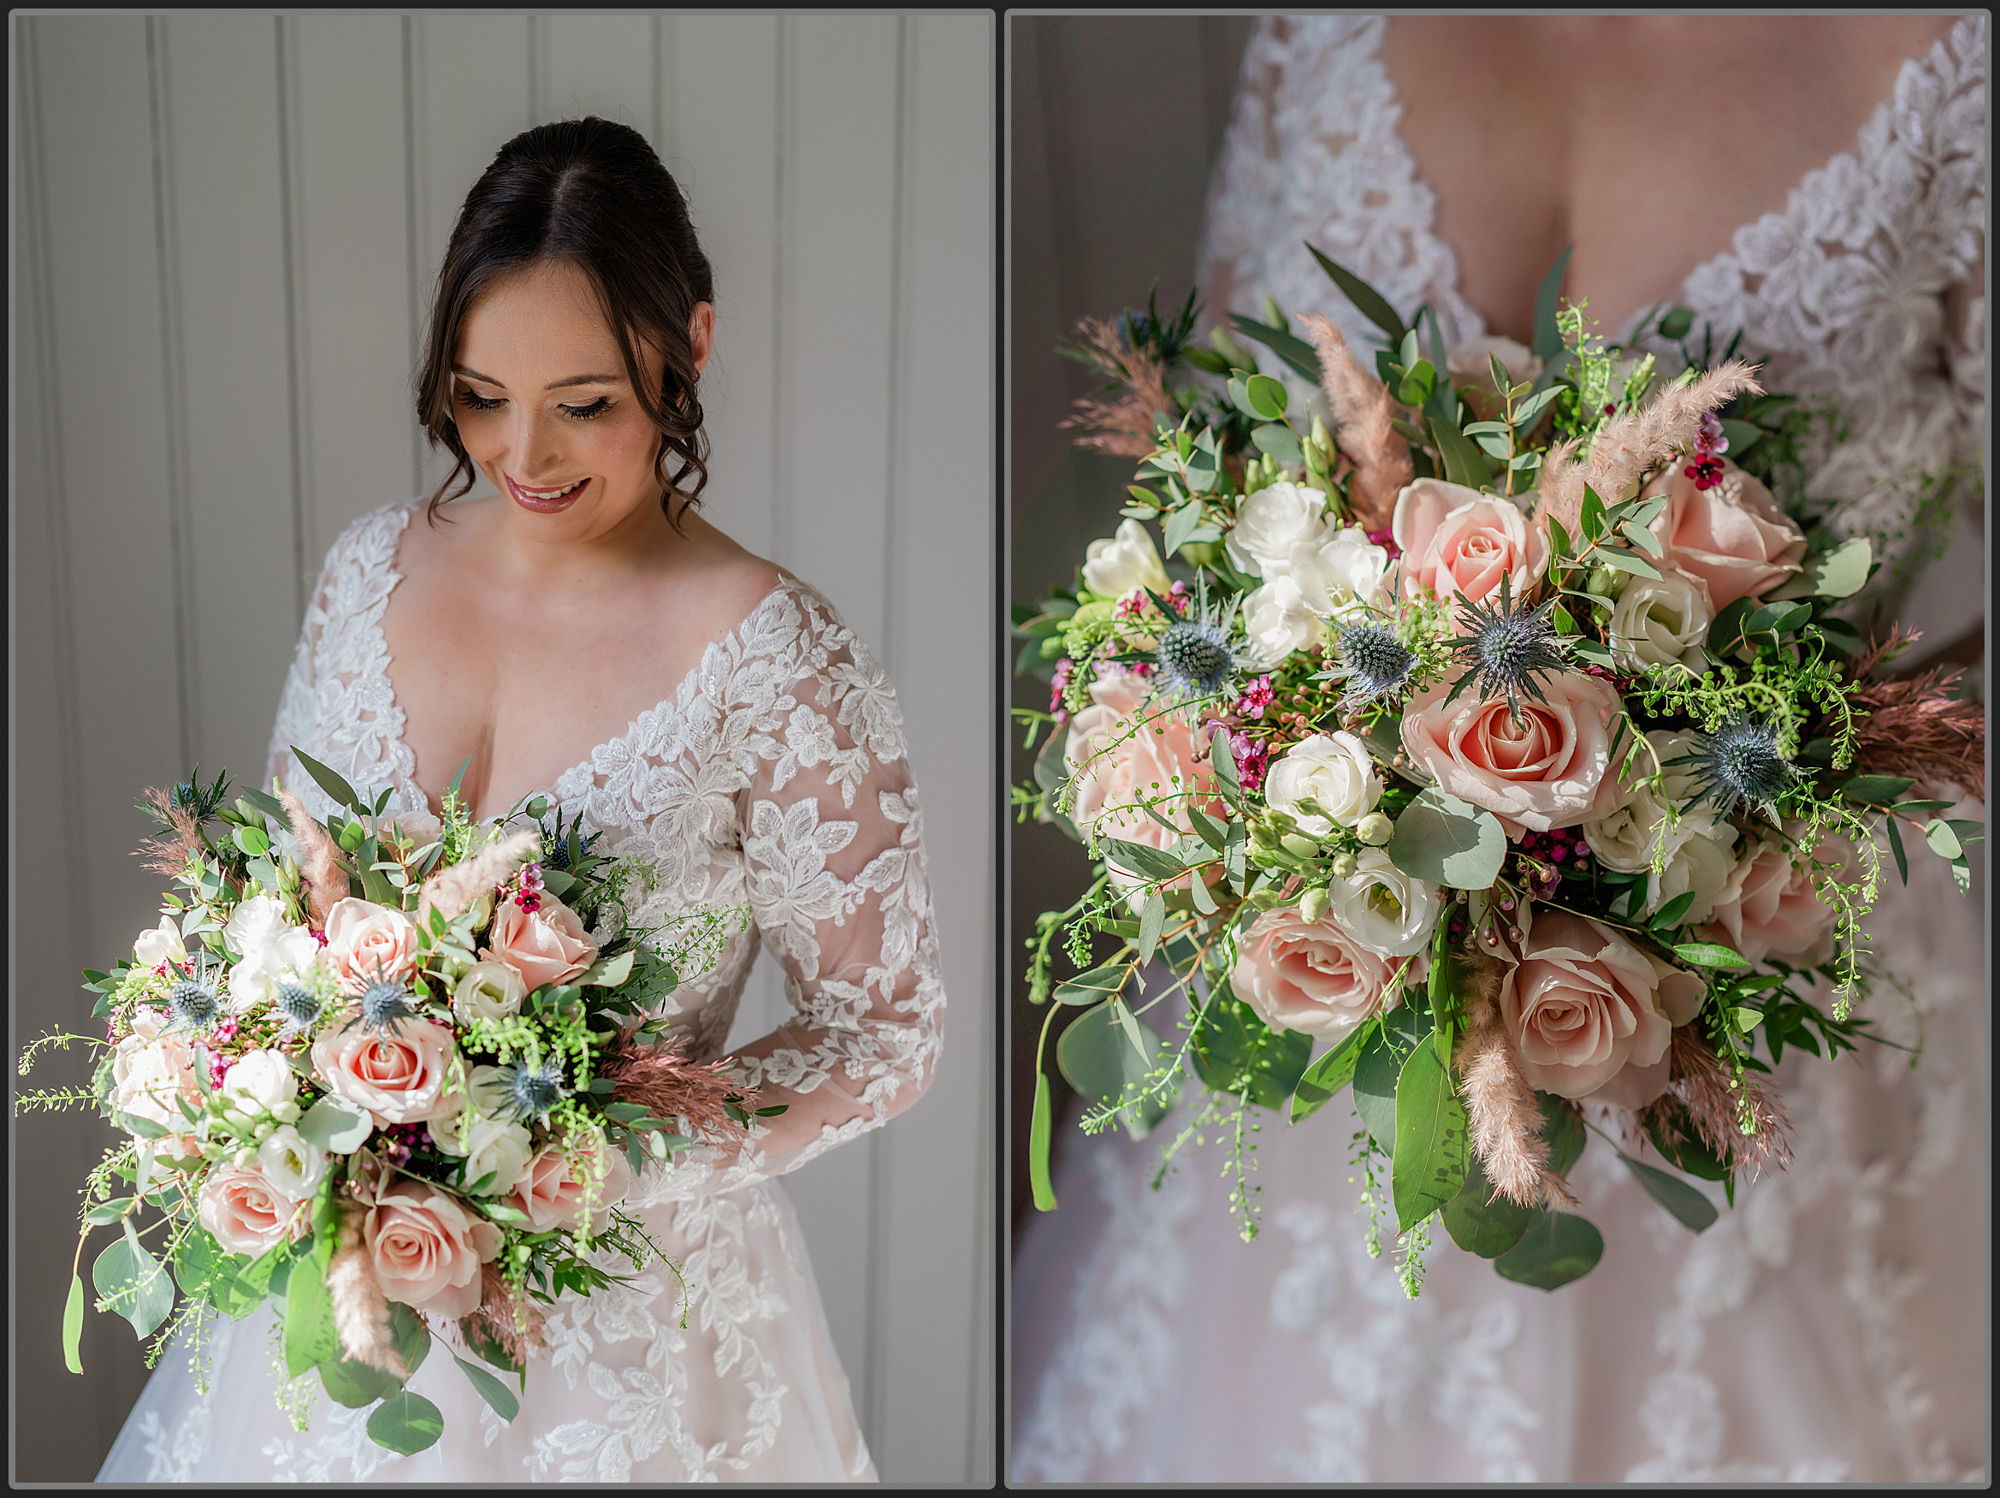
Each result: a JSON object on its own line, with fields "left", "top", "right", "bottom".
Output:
{"left": 505, "top": 473, "right": 590, "bottom": 513}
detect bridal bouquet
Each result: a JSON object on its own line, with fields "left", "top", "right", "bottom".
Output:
{"left": 18, "top": 753, "right": 764, "bottom": 1454}
{"left": 1017, "top": 251, "right": 1984, "bottom": 1293}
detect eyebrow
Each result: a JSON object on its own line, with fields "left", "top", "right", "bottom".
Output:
{"left": 451, "top": 364, "right": 623, "bottom": 391}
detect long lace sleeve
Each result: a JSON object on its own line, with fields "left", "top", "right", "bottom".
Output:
{"left": 629, "top": 587, "right": 946, "bottom": 1205}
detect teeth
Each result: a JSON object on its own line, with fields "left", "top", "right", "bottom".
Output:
{"left": 516, "top": 478, "right": 583, "bottom": 500}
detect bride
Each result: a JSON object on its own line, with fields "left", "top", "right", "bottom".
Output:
{"left": 100, "top": 116, "right": 943, "bottom": 1483}
{"left": 1012, "top": 13, "right": 1985, "bottom": 1483}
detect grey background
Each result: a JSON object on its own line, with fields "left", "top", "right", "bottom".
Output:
{"left": 1008, "top": 12, "right": 1254, "bottom": 1230}
{"left": 10, "top": 11, "right": 994, "bottom": 1483}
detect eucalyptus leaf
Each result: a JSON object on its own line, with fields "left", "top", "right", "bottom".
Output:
{"left": 1161, "top": 502, "right": 1205, "bottom": 559}
{"left": 1250, "top": 422, "right": 1305, "bottom": 463}
{"left": 63, "top": 1273, "right": 86, "bottom": 1374}
{"left": 93, "top": 1225, "right": 175, "bottom": 1339}
{"left": 1441, "top": 1152, "right": 1537, "bottom": 1259}
{"left": 1029, "top": 1073, "right": 1056, "bottom": 1211}
{"left": 1617, "top": 1151, "right": 1719, "bottom": 1233}
{"left": 1098, "top": 836, "right": 1185, "bottom": 883}
{"left": 1670, "top": 941, "right": 1749, "bottom": 969}
{"left": 1493, "top": 1212, "right": 1604, "bottom": 1290}
{"left": 1924, "top": 819, "right": 1963, "bottom": 859}
{"left": 299, "top": 1092, "right": 374, "bottom": 1154}
{"left": 1052, "top": 963, "right": 1130, "bottom": 1006}
{"left": 1136, "top": 891, "right": 1166, "bottom": 966}
{"left": 1841, "top": 774, "right": 1917, "bottom": 806}
{"left": 450, "top": 1348, "right": 520, "bottom": 1422}
{"left": 1288, "top": 1023, "right": 1370, "bottom": 1125}
{"left": 1191, "top": 993, "right": 1313, "bottom": 1111}
{"left": 1244, "top": 373, "right": 1288, "bottom": 420}
{"left": 1597, "top": 549, "right": 1663, "bottom": 580}
{"left": 366, "top": 1389, "right": 445, "bottom": 1456}
{"left": 1058, "top": 1001, "right": 1172, "bottom": 1138}
{"left": 579, "top": 950, "right": 636, "bottom": 987}
{"left": 289, "top": 746, "right": 369, "bottom": 816}
{"left": 283, "top": 1251, "right": 338, "bottom": 1377}
{"left": 1384, "top": 787, "right": 1507, "bottom": 889}
{"left": 1307, "top": 244, "right": 1407, "bottom": 343}
{"left": 1531, "top": 245, "right": 1574, "bottom": 365}
{"left": 1228, "top": 313, "right": 1321, "bottom": 384}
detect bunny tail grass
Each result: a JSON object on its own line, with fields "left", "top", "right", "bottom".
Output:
{"left": 1453, "top": 950, "right": 1578, "bottom": 1211}
{"left": 280, "top": 788, "right": 352, "bottom": 930}
{"left": 1299, "top": 312, "right": 1411, "bottom": 533}
{"left": 327, "top": 1201, "right": 408, "bottom": 1378}
{"left": 418, "top": 828, "right": 542, "bottom": 924}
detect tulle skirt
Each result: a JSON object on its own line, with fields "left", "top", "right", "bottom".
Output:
{"left": 99, "top": 1178, "right": 876, "bottom": 1483}
{"left": 1012, "top": 844, "right": 1988, "bottom": 1483}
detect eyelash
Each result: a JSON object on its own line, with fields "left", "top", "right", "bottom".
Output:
{"left": 456, "top": 390, "right": 613, "bottom": 422}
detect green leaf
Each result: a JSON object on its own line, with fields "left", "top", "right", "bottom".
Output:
{"left": 1250, "top": 422, "right": 1304, "bottom": 463}
{"left": 1744, "top": 600, "right": 1811, "bottom": 638}
{"left": 1052, "top": 963, "right": 1130, "bottom": 1006}
{"left": 1924, "top": 819, "right": 1963, "bottom": 859}
{"left": 1391, "top": 1042, "right": 1470, "bottom": 1231}
{"left": 1597, "top": 549, "right": 1663, "bottom": 580}
{"left": 1729, "top": 1006, "right": 1765, "bottom": 1033}
{"left": 1428, "top": 414, "right": 1495, "bottom": 489}
{"left": 578, "top": 949, "right": 637, "bottom": 987}
{"left": 1841, "top": 774, "right": 1918, "bottom": 806}
{"left": 1029, "top": 1073, "right": 1057, "bottom": 1211}
{"left": 1549, "top": 602, "right": 1577, "bottom": 636}
{"left": 1384, "top": 787, "right": 1507, "bottom": 889}
{"left": 1136, "top": 891, "right": 1166, "bottom": 966}
{"left": 366, "top": 1389, "right": 445, "bottom": 1456}
{"left": 1539, "top": 1093, "right": 1586, "bottom": 1176}
{"left": 283, "top": 1250, "right": 338, "bottom": 1377}
{"left": 1885, "top": 815, "right": 1910, "bottom": 885}
{"left": 1306, "top": 244, "right": 1407, "bottom": 344}
{"left": 1288, "top": 1023, "right": 1370, "bottom": 1124}
{"left": 1618, "top": 520, "right": 1664, "bottom": 558}
{"left": 1544, "top": 514, "right": 1574, "bottom": 561}
{"left": 289, "top": 746, "right": 369, "bottom": 816}
{"left": 461, "top": 1310, "right": 525, "bottom": 1375}
{"left": 1210, "top": 729, "right": 1242, "bottom": 803}
{"left": 1531, "top": 245, "right": 1574, "bottom": 365}
{"left": 1161, "top": 502, "right": 1205, "bottom": 559}
{"left": 1244, "top": 373, "right": 1288, "bottom": 420}
{"left": 1228, "top": 313, "right": 1321, "bottom": 383}
{"left": 449, "top": 1347, "right": 520, "bottom": 1422}
{"left": 1670, "top": 941, "right": 1750, "bottom": 970}
{"left": 1098, "top": 836, "right": 1185, "bottom": 883}
{"left": 1644, "top": 1112, "right": 1730, "bottom": 1182}
{"left": 1351, "top": 1022, "right": 1403, "bottom": 1152}
{"left": 1493, "top": 1211, "right": 1604, "bottom": 1289}
{"left": 232, "top": 824, "right": 272, "bottom": 858}
{"left": 1441, "top": 1154, "right": 1539, "bottom": 1259}
{"left": 1617, "top": 1152, "right": 1719, "bottom": 1233}
{"left": 299, "top": 1092, "right": 374, "bottom": 1154}
{"left": 1657, "top": 306, "right": 1694, "bottom": 341}
{"left": 1648, "top": 889, "right": 1697, "bottom": 931}
{"left": 86, "top": 1197, "right": 135, "bottom": 1226}
{"left": 1058, "top": 1001, "right": 1172, "bottom": 1137}
{"left": 1579, "top": 486, "right": 1608, "bottom": 541}
{"left": 93, "top": 1224, "right": 175, "bottom": 1339}
{"left": 63, "top": 1272, "right": 86, "bottom": 1373}
{"left": 1190, "top": 993, "right": 1314, "bottom": 1111}
{"left": 118, "top": 1111, "right": 169, "bottom": 1140}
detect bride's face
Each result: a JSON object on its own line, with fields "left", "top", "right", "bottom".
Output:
{"left": 450, "top": 259, "right": 713, "bottom": 544}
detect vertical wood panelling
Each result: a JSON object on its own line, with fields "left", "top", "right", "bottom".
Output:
{"left": 12, "top": 15, "right": 991, "bottom": 1482}
{"left": 160, "top": 16, "right": 304, "bottom": 779}
{"left": 874, "top": 16, "right": 995, "bottom": 1477}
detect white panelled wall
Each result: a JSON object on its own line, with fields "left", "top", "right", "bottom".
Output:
{"left": 10, "top": 12, "right": 993, "bottom": 1483}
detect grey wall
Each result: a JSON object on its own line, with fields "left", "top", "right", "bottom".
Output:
{"left": 1007, "top": 13, "right": 1254, "bottom": 1229}
{"left": 10, "top": 11, "right": 993, "bottom": 1483}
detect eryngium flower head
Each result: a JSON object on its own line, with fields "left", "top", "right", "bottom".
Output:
{"left": 1677, "top": 713, "right": 1803, "bottom": 820}
{"left": 166, "top": 976, "right": 221, "bottom": 1030}
{"left": 1447, "top": 574, "right": 1572, "bottom": 721}
{"left": 1153, "top": 616, "right": 1239, "bottom": 703}
{"left": 358, "top": 980, "right": 419, "bottom": 1033}
{"left": 494, "top": 1057, "right": 569, "bottom": 1122}
{"left": 275, "top": 983, "right": 323, "bottom": 1031}
{"left": 1330, "top": 620, "right": 1418, "bottom": 710}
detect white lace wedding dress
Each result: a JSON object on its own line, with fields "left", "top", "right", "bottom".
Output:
{"left": 1012, "top": 14, "right": 1987, "bottom": 1483}
{"left": 99, "top": 499, "right": 946, "bottom": 1482}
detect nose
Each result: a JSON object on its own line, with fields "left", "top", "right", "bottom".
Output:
{"left": 504, "top": 405, "right": 567, "bottom": 483}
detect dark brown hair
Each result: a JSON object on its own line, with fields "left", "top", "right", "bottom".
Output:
{"left": 415, "top": 116, "right": 714, "bottom": 526}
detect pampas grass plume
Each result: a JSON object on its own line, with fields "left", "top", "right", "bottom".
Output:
{"left": 327, "top": 1199, "right": 408, "bottom": 1378}
{"left": 1452, "top": 948, "right": 1578, "bottom": 1210}
{"left": 281, "top": 788, "right": 351, "bottom": 929}
{"left": 1298, "top": 313, "right": 1411, "bottom": 533}
{"left": 418, "top": 828, "right": 541, "bottom": 925}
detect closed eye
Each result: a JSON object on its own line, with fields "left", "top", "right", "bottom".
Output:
{"left": 455, "top": 390, "right": 614, "bottom": 421}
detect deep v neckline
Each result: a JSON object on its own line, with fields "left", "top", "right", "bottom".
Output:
{"left": 367, "top": 502, "right": 793, "bottom": 823}
{"left": 1363, "top": 16, "right": 1956, "bottom": 346}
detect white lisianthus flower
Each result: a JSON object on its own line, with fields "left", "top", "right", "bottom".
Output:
{"left": 1239, "top": 576, "right": 1319, "bottom": 668}
{"left": 1329, "top": 848, "right": 1440, "bottom": 957}
{"left": 1607, "top": 567, "right": 1715, "bottom": 673}
{"left": 1081, "top": 518, "right": 1170, "bottom": 600}
{"left": 133, "top": 915, "right": 188, "bottom": 968}
{"left": 436, "top": 1113, "right": 535, "bottom": 1196}
{"left": 220, "top": 1048, "right": 299, "bottom": 1115}
{"left": 1225, "top": 481, "right": 1328, "bottom": 576}
{"left": 1581, "top": 730, "right": 1739, "bottom": 923}
{"left": 256, "top": 1125, "right": 329, "bottom": 1198}
{"left": 452, "top": 961, "right": 528, "bottom": 1025}
{"left": 1266, "top": 732, "right": 1384, "bottom": 837}
{"left": 1283, "top": 527, "right": 1389, "bottom": 621}
{"left": 223, "top": 894, "right": 321, "bottom": 1012}
{"left": 1638, "top": 818, "right": 1740, "bottom": 927}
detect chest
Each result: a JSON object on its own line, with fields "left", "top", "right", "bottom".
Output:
{"left": 1374, "top": 15, "right": 1947, "bottom": 341}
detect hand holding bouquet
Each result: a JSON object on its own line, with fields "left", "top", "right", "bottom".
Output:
{"left": 20, "top": 753, "right": 764, "bottom": 1454}
{"left": 1019, "top": 252, "right": 1983, "bottom": 1292}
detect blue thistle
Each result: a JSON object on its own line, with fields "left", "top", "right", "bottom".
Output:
{"left": 1154, "top": 616, "right": 1239, "bottom": 701}
{"left": 275, "top": 983, "right": 323, "bottom": 1031}
{"left": 1446, "top": 574, "right": 1572, "bottom": 721}
{"left": 1675, "top": 713, "right": 1803, "bottom": 821}
{"left": 166, "top": 976, "right": 221, "bottom": 1031}
{"left": 358, "top": 980, "right": 418, "bottom": 1033}
{"left": 1330, "top": 620, "right": 1418, "bottom": 710}
{"left": 494, "top": 1057, "right": 570, "bottom": 1122}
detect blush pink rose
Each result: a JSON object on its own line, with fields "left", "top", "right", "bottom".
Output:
{"left": 1234, "top": 906, "right": 1403, "bottom": 1044}
{"left": 1400, "top": 671, "right": 1624, "bottom": 836}
{"left": 508, "top": 1133, "right": 636, "bottom": 1236}
{"left": 1065, "top": 672, "right": 1223, "bottom": 899}
{"left": 198, "top": 1163, "right": 308, "bottom": 1257}
{"left": 311, "top": 1018, "right": 459, "bottom": 1126}
{"left": 1391, "top": 478, "right": 1551, "bottom": 615}
{"left": 364, "top": 1178, "right": 503, "bottom": 1318}
{"left": 109, "top": 1031, "right": 205, "bottom": 1131}
{"left": 1642, "top": 459, "right": 1805, "bottom": 609}
{"left": 1499, "top": 911, "right": 1706, "bottom": 1109}
{"left": 323, "top": 898, "right": 420, "bottom": 994}
{"left": 482, "top": 893, "right": 597, "bottom": 993}
{"left": 1698, "top": 828, "right": 1848, "bottom": 967}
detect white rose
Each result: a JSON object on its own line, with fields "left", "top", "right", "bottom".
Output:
{"left": 1636, "top": 816, "right": 1740, "bottom": 927}
{"left": 1607, "top": 567, "right": 1715, "bottom": 673}
{"left": 1581, "top": 730, "right": 1739, "bottom": 923}
{"left": 1283, "top": 527, "right": 1389, "bottom": 621}
{"left": 452, "top": 961, "right": 528, "bottom": 1025}
{"left": 256, "top": 1125, "right": 329, "bottom": 1198}
{"left": 1239, "top": 576, "right": 1319, "bottom": 668}
{"left": 1266, "top": 732, "right": 1383, "bottom": 837}
{"left": 1225, "top": 481, "right": 1327, "bottom": 576}
{"left": 220, "top": 1048, "right": 298, "bottom": 1115}
{"left": 437, "top": 1113, "right": 535, "bottom": 1197}
{"left": 133, "top": 915, "right": 187, "bottom": 969}
{"left": 1447, "top": 334, "right": 1543, "bottom": 395}
{"left": 1328, "top": 848, "right": 1441, "bottom": 957}
{"left": 110, "top": 1036, "right": 199, "bottom": 1130}
{"left": 1081, "top": 518, "right": 1170, "bottom": 600}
